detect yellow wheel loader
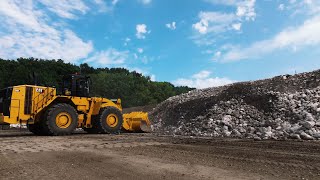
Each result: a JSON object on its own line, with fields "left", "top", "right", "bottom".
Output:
{"left": 0, "top": 74, "right": 151, "bottom": 135}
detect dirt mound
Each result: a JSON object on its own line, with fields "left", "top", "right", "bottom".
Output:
{"left": 150, "top": 70, "right": 320, "bottom": 140}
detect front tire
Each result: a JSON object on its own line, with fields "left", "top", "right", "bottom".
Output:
{"left": 96, "top": 107, "right": 123, "bottom": 134}
{"left": 42, "top": 103, "right": 78, "bottom": 136}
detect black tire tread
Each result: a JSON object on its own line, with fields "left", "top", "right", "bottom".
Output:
{"left": 96, "top": 107, "right": 123, "bottom": 134}
{"left": 42, "top": 103, "right": 78, "bottom": 136}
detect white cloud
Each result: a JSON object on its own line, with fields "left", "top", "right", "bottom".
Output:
{"left": 137, "top": 48, "right": 144, "bottom": 53}
{"left": 213, "top": 51, "right": 222, "bottom": 59}
{"left": 193, "top": 21, "right": 208, "bottom": 34}
{"left": 220, "top": 15, "right": 320, "bottom": 62}
{"left": 136, "top": 24, "right": 150, "bottom": 39}
{"left": 280, "top": 0, "right": 320, "bottom": 16}
{"left": 138, "top": 0, "right": 152, "bottom": 5}
{"left": 150, "top": 74, "right": 156, "bottom": 81}
{"left": 123, "top": 37, "right": 131, "bottom": 46}
{"left": 192, "top": 70, "right": 211, "bottom": 79}
{"left": 173, "top": 70, "right": 235, "bottom": 89}
{"left": 236, "top": 0, "right": 256, "bottom": 20}
{"left": 38, "top": 0, "right": 89, "bottom": 19}
{"left": 133, "top": 53, "right": 138, "bottom": 59}
{"left": 192, "top": 0, "right": 255, "bottom": 44}
{"left": 112, "top": 0, "right": 119, "bottom": 5}
{"left": 93, "top": 0, "right": 119, "bottom": 13}
{"left": 0, "top": 0, "right": 52, "bottom": 33}
{"left": 85, "top": 48, "right": 128, "bottom": 66}
{"left": 166, "top": 22, "right": 176, "bottom": 30}
{"left": 0, "top": 0, "right": 93, "bottom": 63}
{"left": 232, "top": 23, "right": 242, "bottom": 31}
{"left": 192, "top": 12, "right": 236, "bottom": 34}
{"left": 0, "top": 30, "right": 93, "bottom": 63}
{"left": 303, "top": 0, "right": 320, "bottom": 14}
{"left": 203, "top": 0, "right": 256, "bottom": 20}
{"left": 278, "top": 4, "right": 285, "bottom": 11}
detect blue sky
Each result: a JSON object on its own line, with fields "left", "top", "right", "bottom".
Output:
{"left": 1, "top": 0, "right": 320, "bottom": 88}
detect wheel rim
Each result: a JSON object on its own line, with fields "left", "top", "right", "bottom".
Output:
{"left": 106, "top": 114, "right": 118, "bottom": 128}
{"left": 55, "top": 112, "right": 72, "bottom": 129}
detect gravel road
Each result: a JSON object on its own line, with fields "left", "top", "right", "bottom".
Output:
{"left": 0, "top": 130, "right": 320, "bottom": 180}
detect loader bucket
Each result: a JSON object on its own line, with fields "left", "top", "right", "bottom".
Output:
{"left": 139, "top": 120, "right": 151, "bottom": 133}
{"left": 122, "top": 112, "right": 151, "bottom": 133}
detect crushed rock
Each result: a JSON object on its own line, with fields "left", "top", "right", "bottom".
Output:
{"left": 150, "top": 70, "right": 320, "bottom": 140}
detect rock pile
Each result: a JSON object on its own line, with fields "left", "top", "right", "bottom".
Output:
{"left": 150, "top": 70, "right": 320, "bottom": 140}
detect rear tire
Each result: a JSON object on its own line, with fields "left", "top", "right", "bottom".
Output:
{"left": 96, "top": 107, "right": 123, "bottom": 134}
{"left": 42, "top": 103, "right": 78, "bottom": 136}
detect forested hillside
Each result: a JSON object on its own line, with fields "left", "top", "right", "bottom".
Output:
{"left": 0, "top": 58, "right": 193, "bottom": 107}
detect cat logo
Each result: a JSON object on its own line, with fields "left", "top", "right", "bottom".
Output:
{"left": 36, "top": 88, "right": 43, "bottom": 93}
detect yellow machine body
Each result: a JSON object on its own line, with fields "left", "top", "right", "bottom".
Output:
{"left": 0, "top": 85, "right": 151, "bottom": 134}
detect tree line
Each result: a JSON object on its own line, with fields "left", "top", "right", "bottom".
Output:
{"left": 0, "top": 58, "right": 193, "bottom": 107}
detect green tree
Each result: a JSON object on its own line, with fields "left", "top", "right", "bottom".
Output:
{"left": 0, "top": 58, "right": 194, "bottom": 107}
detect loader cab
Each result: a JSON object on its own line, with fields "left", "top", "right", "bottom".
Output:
{"left": 62, "top": 74, "right": 90, "bottom": 97}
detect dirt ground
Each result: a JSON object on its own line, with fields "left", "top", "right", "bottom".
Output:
{"left": 0, "top": 130, "right": 320, "bottom": 180}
